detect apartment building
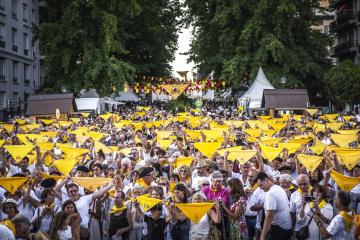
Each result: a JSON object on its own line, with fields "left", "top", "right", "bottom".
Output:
{"left": 0, "top": 0, "right": 41, "bottom": 119}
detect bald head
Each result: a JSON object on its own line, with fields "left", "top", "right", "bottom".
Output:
{"left": 297, "top": 174, "right": 310, "bottom": 193}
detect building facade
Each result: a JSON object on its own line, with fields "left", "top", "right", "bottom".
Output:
{"left": 329, "top": 0, "right": 360, "bottom": 63}
{"left": 0, "top": 0, "right": 41, "bottom": 120}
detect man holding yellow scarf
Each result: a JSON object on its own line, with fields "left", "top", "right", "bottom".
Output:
{"left": 315, "top": 191, "right": 356, "bottom": 239}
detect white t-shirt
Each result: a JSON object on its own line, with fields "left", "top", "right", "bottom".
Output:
{"left": 327, "top": 213, "right": 356, "bottom": 240}
{"left": 58, "top": 226, "right": 72, "bottom": 240}
{"left": 0, "top": 224, "right": 15, "bottom": 240}
{"left": 190, "top": 213, "right": 210, "bottom": 235}
{"left": 248, "top": 187, "right": 265, "bottom": 230}
{"left": 73, "top": 194, "right": 93, "bottom": 228}
{"left": 264, "top": 185, "right": 292, "bottom": 230}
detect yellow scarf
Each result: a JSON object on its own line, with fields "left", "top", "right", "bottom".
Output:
{"left": 110, "top": 204, "right": 127, "bottom": 214}
{"left": 309, "top": 199, "right": 326, "bottom": 209}
{"left": 136, "top": 178, "right": 150, "bottom": 189}
{"left": 0, "top": 220, "right": 16, "bottom": 235}
{"left": 289, "top": 184, "right": 296, "bottom": 190}
{"left": 339, "top": 211, "right": 355, "bottom": 232}
{"left": 297, "top": 186, "right": 313, "bottom": 194}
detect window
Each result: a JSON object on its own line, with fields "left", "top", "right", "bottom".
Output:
{"left": 12, "top": 28, "right": 17, "bottom": 45}
{"left": 12, "top": 0, "right": 18, "bottom": 18}
{"left": 13, "top": 61, "right": 18, "bottom": 81}
{"left": 0, "top": 0, "right": 4, "bottom": 11}
{"left": 0, "top": 92, "right": 6, "bottom": 108}
{"left": 0, "top": 58, "right": 5, "bottom": 80}
{"left": 23, "top": 3, "right": 28, "bottom": 23}
{"left": 23, "top": 33, "right": 29, "bottom": 55}
{"left": 0, "top": 23, "right": 5, "bottom": 47}
{"left": 13, "top": 92, "right": 18, "bottom": 100}
{"left": 24, "top": 64, "right": 29, "bottom": 84}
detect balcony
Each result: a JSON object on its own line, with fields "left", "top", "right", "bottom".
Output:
{"left": 337, "top": 9, "right": 355, "bottom": 24}
{"left": 12, "top": 12, "right": 17, "bottom": 19}
{"left": 24, "top": 49, "right": 29, "bottom": 56}
{"left": 331, "top": 40, "right": 357, "bottom": 58}
{"left": 23, "top": 18, "right": 28, "bottom": 23}
{"left": 24, "top": 79, "right": 30, "bottom": 86}
{"left": 0, "top": 40, "right": 5, "bottom": 48}
{"left": 329, "top": 19, "right": 356, "bottom": 33}
{"left": 0, "top": 75, "right": 5, "bottom": 81}
{"left": 13, "top": 77, "right": 18, "bottom": 83}
{"left": 12, "top": 45, "right": 18, "bottom": 52}
{"left": 0, "top": 5, "right": 5, "bottom": 11}
{"left": 329, "top": 0, "right": 347, "bottom": 10}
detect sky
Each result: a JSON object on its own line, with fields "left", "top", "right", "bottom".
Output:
{"left": 171, "top": 26, "right": 195, "bottom": 80}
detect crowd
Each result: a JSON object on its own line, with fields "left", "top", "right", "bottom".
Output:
{"left": 0, "top": 104, "right": 359, "bottom": 240}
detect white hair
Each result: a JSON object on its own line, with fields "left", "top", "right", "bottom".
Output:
{"left": 279, "top": 173, "right": 292, "bottom": 182}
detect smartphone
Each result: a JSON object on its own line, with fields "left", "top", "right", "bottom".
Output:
{"left": 305, "top": 196, "right": 315, "bottom": 202}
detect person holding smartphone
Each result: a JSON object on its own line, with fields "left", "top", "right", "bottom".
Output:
{"left": 296, "top": 184, "right": 333, "bottom": 240}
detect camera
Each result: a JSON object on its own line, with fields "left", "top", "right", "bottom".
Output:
{"left": 304, "top": 196, "right": 315, "bottom": 202}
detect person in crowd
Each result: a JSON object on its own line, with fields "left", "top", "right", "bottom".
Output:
{"left": 50, "top": 211, "right": 72, "bottom": 240}
{"left": 314, "top": 190, "right": 356, "bottom": 239}
{"left": 108, "top": 191, "right": 132, "bottom": 240}
{"left": 189, "top": 192, "right": 221, "bottom": 240}
{"left": 255, "top": 172, "right": 292, "bottom": 240}
{"left": 202, "top": 171, "right": 230, "bottom": 207}
{"left": 61, "top": 200, "right": 80, "bottom": 240}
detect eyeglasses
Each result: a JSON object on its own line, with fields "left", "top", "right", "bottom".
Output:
{"left": 180, "top": 170, "right": 187, "bottom": 173}
{"left": 93, "top": 168, "right": 100, "bottom": 171}
{"left": 202, "top": 183, "right": 210, "bottom": 186}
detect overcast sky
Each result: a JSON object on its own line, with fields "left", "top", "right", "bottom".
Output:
{"left": 171, "top": 26, "right": 195, "bottom": 79}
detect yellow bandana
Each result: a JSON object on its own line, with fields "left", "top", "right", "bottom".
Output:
{"left": 0, "top": 220, "right": 16, "bottom": 235}
{"left": 339, "top": 211, "right": 355, "bottom": 232}
{"left": 309, "top": 199, "right": 326, "bottom": 209}
{"left": 110, "top": 204, "right": 127, "bottom": 214}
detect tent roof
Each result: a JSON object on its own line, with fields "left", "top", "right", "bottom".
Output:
{"left": 26, "top": 93, "right": 77, "bottom": 115}
{"left": 113, "top": 91, "right": 139, "bottom": 102}
{"left": 79, "top": 89, "right": 100, "bottom": 98}
{"left": 240, "top": 67, "right": 275, "bottom": 108}
{"left": 261, "top": 89, "right": 310, "bottom": 109}
{"left": 75, "top": 98, "right": 99, "bottom": 111}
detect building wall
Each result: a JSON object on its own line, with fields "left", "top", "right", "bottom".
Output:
{"left": 0, "top": 0, "right": 41, "bottom": 119}
{"left": 330, "top": 0, "right": 360, "bottom": 64}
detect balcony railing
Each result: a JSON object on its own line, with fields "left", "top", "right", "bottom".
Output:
{"left": 331, "top": 40, "right": 357, "bottom": 58}
{"left": 12, "top": 12, "right": 17, "bottom": 19}
{"left": 0, "top": 40, "right": 5, "bottom": 48}
{"left": 337, "top": 9, "right": 355, "bottom": 24}
{"left": 329, "top": 19, "right": 356, "bottom": 33}
{"left": 12, "top": 45, "right": 18, "bottom": 52}
{"left": 13, "top": 77, "right": 18, "bottom": 83}
{"left": 24, "top": 49, "right": 29, "bottom": 56}
{"left": 24, "top": 79, "right": 30, "bottom": 85}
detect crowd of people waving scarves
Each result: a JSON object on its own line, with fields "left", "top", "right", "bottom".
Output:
{"left": 0, "top": 104, "right": 359, "bottom": 240}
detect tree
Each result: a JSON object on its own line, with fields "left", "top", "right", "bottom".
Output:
{"left": 184, "top": 0, "right": 332, "bottom": 94}
{"left": 36, "top": 0, "right": 181, "bottom": 95}
{"left": 324, "top": 60, "right": 360, "bottom": 108}
{"left": 124, "top": 0, "right": 182, "bottom": 77}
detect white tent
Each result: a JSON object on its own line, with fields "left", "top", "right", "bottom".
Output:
{"left": 239, "top": 67, "right": 275, "bottom": 109}
{"left": 75, "top": 98, "right": 102, "bottom": 114}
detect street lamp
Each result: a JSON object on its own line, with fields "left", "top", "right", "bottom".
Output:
{"left": 280, "top": 77, "right": 287, "bottom": 88}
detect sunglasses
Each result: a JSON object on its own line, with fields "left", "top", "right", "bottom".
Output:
{"left": 202, "top": 183, "right": 210, "bottom": 186}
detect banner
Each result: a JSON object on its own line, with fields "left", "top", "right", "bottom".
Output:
{"left": 162, "top": 84, "right": 189, "bottom": 100}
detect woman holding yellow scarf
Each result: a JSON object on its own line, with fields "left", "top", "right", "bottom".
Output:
{"left": 297, "top": 184, "right": 333, "bottom": 240}
{"left": 315, "top": 191, "right": 356, "bottom": 239}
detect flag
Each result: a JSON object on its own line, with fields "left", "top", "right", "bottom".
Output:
{"left": 99, "top": 113, "right": 113, "bottom": 121}
{"left": 52, "top": 159, "right": 78, "bottom": 176}
{"left": 175, "top": 202, "right": 214, "bottom": 224}
{"left": 260, "top": 144, "right": 283, "bottom": 161}
{"left": 94, "top": 141, "right": 112, "bottom": 154}
{"left": 0, "top": 177, "right": 28, "bottom": 194}
{"left": 277, "top": 143, "right": 302, "bottom": 154}
{"left": 0, "top": 124, "right": 14, "bottom": 133}
{"left": 156, "top": 131, "right": 174, "bottom": 140}
{"left": 174, "top": 157, "right": 194, "bottom": 168}
{"left": 297, "top": 154, "right": 323, "bottom": 172}
{"left": 4, "top": 145, "right": 34, "bottom": 162}
{"left": 194, "top": 142, "right": 222, "bottom": 158}
{"left": 309, "top": 145, "right": 325, "bottom": 155}
{"left": 59, "top": 146, "right": 89, "bottom": 159}
{"left": 185, "top": 130, "right": 202, "bottom": 140}
{"left": 85, "top": 131, "right": 105, "bottom": 141}
{"left": 305, "top": 109, "right": 319, "bottom": 116}
{"left": 37, "top": 143, "right": 55, "bottom": 152}
{"left": 244, "top": 129, "right": 262, "bottom": 138}
{"left": 157, "top": 139, "right": 173, "bottom": 150}
{"left": 40, "top": 119, "right": 55, "bottom": 125}
{"left": 330, "top": 170, "right": 360, "bottom": 191}
{"left": 227, "top": 150, "right": 257, "bottom": 163}
{"left": 72, "top": 177, "right": 112, "bottom": 192}
{"left": 269, "top": 123, "right": 287, "bottom": 132}
{"left": 337, "top": 152, "right": 360, "bottom": 170}
{"left": 40, "top": 172, "right": 65, "bottom": 181}
{"left": 330, "top": 134, "right": 358, "bottom": 148}
{"left": 162, "top": 84, "right": 189, "bottom": 100}
{"left": 136, "top": 195, "right": 162, "bottom": 212}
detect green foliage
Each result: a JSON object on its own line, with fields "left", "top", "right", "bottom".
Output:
{"left": 165, "top": 95, "right": 194, "bottom": 112}
{"left": 36, "top": 0, "right": 181, "bottom": 95}
{"left": 184, "top": 0, "right": 332, "bottom": 94}
{"left": 324, "top": 60, "right": 360, "bottom": 107}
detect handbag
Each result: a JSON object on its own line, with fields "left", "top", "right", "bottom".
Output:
{"left": 295, "top": 215, "right": 313, "bottom": 240}
{"left": 208, "top": 218, "right": 222, "bottom": 240}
